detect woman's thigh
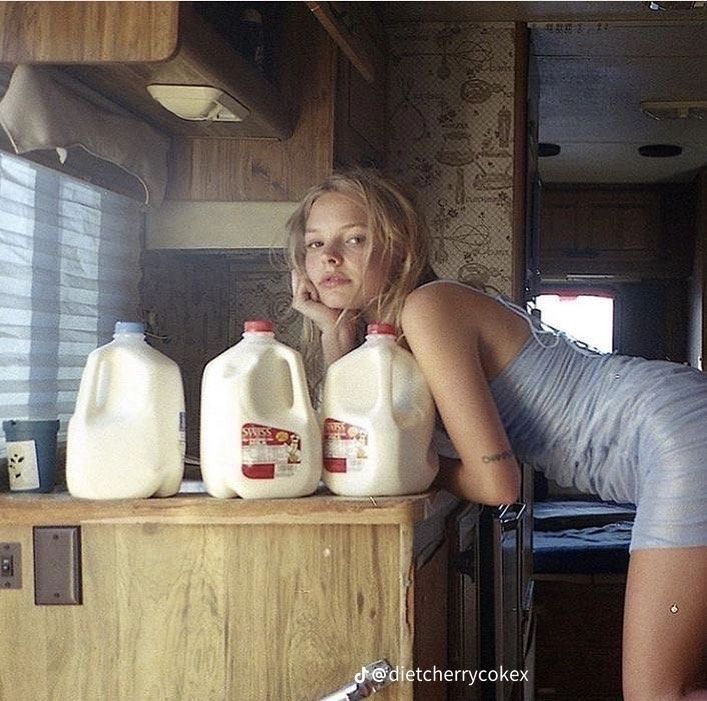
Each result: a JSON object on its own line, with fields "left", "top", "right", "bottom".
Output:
{"left": 622, "top": 546, "right": 707, "bottom": 701}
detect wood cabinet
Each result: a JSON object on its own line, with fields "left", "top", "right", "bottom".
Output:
{"left": 539, "top": 186, "right": 664, "bottom": 278}
{"left": 0, "top": 490, "right": 460, "bottom": 700}
{"left": 165, "top": 3, "right": 387, "bottom": 201}
{"left": 165, "top": 3, "right": 336, "bottom": 202}
{"left": 334, "top": 53, "right": 386, "bottom": 169}
{"left": 0, "top": 2, "right": 292, "bottom": 140}
{"left": 0, "top": 2, "right": 387, "bottom": 202}
{"left": 0, "top": 1, "right": 178, "bottom": 63}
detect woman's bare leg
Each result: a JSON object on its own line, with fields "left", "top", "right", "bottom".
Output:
{"left": 623, "top": 546, "right": 707, "bottom": 701}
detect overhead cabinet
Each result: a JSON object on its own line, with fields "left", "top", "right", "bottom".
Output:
{"left": 0, "top": 1, "right": 294, "bottom": 140}
{"left": 538, "top": 185, "right": 694, "bottom": 279}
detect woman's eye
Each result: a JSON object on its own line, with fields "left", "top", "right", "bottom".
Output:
{"left": 305, "top": 240, "right": 323, "bottom": 250}
{"left": 346, "top": 234, "right": 366, "bottom": 245}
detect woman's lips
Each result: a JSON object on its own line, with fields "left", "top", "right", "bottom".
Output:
{"left": 319, "top": 275, "right": 351, "bottom": 289}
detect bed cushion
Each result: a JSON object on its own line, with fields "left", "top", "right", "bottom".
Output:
{"left": 534, "top": 499, "right": 636, "bottom": 532}
{"left": 533, "top": 521, "right": 634, "bottom": 574}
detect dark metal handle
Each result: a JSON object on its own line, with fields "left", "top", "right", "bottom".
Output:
{"left": 498, "top": 502, "right": 526, "bottom": 530}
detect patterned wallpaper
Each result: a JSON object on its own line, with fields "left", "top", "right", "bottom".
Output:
{"left": 386, "top": 22, "right": 517, "bottom": 295}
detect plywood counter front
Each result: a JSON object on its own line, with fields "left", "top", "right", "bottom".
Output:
{"left": 0, "top": 489, "right": 462, "bottom": 701}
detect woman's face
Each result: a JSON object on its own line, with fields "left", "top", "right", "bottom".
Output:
{"left": 303, "top": 192, "right": 388, "bottom": 311}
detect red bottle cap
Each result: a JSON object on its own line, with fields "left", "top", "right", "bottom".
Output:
{"left": 367, "top": 322, "right": 396, "bottom": 336}
{"left": 244, "top": 320, "right": 274, "bottom": 333}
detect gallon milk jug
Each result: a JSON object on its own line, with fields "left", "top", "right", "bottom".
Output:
{"left": 321, "top": 323, "right": 439, "bottom": 497}
{"left": 200, "top": 320, "right": 321, "bottom": 499}
{"left": 66, "top": 321, "right": 186, "bottom": 499}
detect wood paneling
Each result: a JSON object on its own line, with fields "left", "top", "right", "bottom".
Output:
{"left": 513, "top": 22, "right": 529, "bottom": 302}
{"left": 165, "top": 5, "right": 336, "bottom": 201}
{"left": 334, "top": 54, "right": 386, "bottom": 169}
{"left": 0, "top": 491, "right": 453, "bottom": 528}
{"left": 0, "top": 493, "right": 461, "bottom": 700}
{"left": 0, "top": 2, "right": 179, "bottom": 63}
{"left": 0, "top": 522, "right": 403, "bottom": 700}
{"left": 307, "top": 1, "right": 385, "bottom": 84}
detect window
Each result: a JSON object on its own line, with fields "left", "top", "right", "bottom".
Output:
{"left": 534, "top": 291, "right": 615, "bottom": 353}
{"left": 1, "top": 152, "right": 143, "bottom": 456}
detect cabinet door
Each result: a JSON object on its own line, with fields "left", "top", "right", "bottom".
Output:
{"left": 539, "top": 187, "right": 662, "bottom": 277}
{"left": 447, "top": 506, "right": 482, "bottom": 701}
{"left": 585, "top": 190, "right": 660, "bottom": 259}
{"left": 0, "top": 2, "right": 179, "bottom": 63}
{"left": 413, "top": 539, "right": 449, "bottom": 700}
{"left": 0, "top": 522, "right": 409, "bottom": 700}
{"left": 334, "top": 55, "right": 386, "bottom": 168}
{"left": 539, "top": 191, "right": 583, "bottom": 258}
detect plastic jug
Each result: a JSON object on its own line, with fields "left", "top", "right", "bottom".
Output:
{"left": 200, "top": 320, "right": 321, "bottom": 499}
{"left": 320, "top": 323, "right": 439, "bottom": 497}
{"left": 66, "top": 321, "right": 186, "bottom": 499}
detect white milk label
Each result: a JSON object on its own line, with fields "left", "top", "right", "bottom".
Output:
{"left": 7, "top": 440, "right": 40, "bottom": 490}
{"left": 241, "top": 423, "right": 301, "bottom": 479}
{"left": 323, "top": 419, "right": 368, "bottom": 473}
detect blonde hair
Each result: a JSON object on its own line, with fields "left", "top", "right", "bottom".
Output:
{"left": 286, "top": 168, "right": 433, "bottom": 392}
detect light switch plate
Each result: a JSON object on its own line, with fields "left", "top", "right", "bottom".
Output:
{"left": 0, "top": 542, "right": 21, "bottom": 589}
{"left": 33, "top": 527, "right": 82, "bottom": 605}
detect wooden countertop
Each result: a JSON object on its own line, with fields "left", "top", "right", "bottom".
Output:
{"left": 0, "top": 484, "right": 460, "bottom": 526}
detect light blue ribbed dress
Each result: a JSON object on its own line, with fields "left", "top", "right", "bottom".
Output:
{"left": 430, "top": 285, "right": 707, "bottom": 551}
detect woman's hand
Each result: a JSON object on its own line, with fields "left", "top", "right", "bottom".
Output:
{"left": 291, "top": 269, "right": 340, "bottom": 331}
{"left": 291, "top": 270, "right": 358, "bottom": 365}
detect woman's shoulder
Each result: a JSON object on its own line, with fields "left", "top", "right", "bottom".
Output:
{"left": 401, "top": 279, "right": 532, "bottom": 353}
{"left": 400, "top": 280, "right": 493, "bottom": 341}
{"left": 403, "top": 279, "right": 494, "bottom": 316}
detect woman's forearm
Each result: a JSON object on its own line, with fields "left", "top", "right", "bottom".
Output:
{"left": 434, "top": 456, "right": 521, "bottom": 505}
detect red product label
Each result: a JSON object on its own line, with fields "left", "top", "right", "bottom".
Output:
{"left": 323, "top": 419, "right": 368, "bottom": 474}
{"left": 241, "top": 423, "right": 301, "bottom": 480}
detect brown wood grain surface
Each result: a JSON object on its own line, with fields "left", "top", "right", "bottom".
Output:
{"left": 165, "top": 5, "right": 336, "bottom": 201}
{"left": 0, "top": 2, "right": 179, "bottom": 63}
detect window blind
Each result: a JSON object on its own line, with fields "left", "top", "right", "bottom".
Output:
{"left": 0, "top": 151, "right": 143, "bottom": 456}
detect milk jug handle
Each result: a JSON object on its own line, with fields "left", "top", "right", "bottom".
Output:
{"left": 277, "top": 347, "right": 311, "bottom": 416}
{"left": 374, "top": 346, "right": 394, "bottom": 412}
{"left": 232, "top": 355, "right": 259, "bottom": 418}
{"left": 78, "top": 352, "right": 106, "bottom": 416}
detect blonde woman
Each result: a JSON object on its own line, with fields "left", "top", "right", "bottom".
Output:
{"left": 288, "top": 169, "right": 707, "bottom": 701}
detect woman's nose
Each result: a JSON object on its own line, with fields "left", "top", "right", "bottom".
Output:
{"left": 321, "top": 243, "right": 342, "bottom": 265}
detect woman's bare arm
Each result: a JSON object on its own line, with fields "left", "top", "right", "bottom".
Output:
{"left": 401, "top": 285, "right": 521, "bottom": 505}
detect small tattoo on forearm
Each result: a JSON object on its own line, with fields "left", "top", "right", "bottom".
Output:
{"left": 482, "top": 450, "right": 515, "bottom": 464}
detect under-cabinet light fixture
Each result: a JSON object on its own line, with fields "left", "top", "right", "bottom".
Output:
{"left": 147, "top": 85, "right": 250, "bottom": 122}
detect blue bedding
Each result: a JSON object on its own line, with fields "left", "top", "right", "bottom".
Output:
{"left": 533, "top": 500, "right": 635, "bottom": 574}
{"left": 534, "top": 499, "right": 635, "bottom": 531}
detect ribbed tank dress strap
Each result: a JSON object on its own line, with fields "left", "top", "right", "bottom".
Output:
{"left": 415, "top": 278, "right": 602, "bottom": 356}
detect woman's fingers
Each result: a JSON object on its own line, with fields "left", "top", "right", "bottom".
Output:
{"left": 291, "top": 270, "right": 319, "bottom": 304}
{"left": 291, "top": 269, "right": 339, "bottom": 329}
